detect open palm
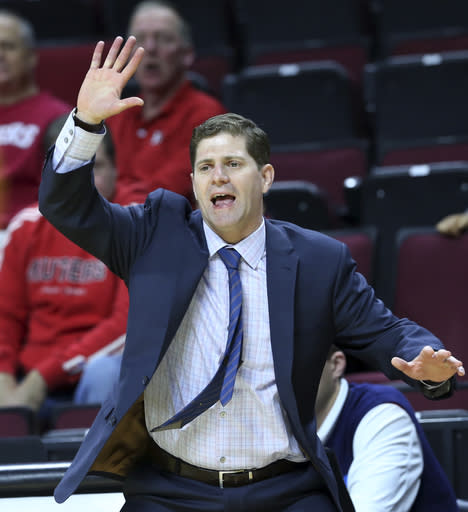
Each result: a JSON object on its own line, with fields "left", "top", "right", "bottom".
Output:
{"left": 76, "top": 36, "right": 145, "bottom": 125}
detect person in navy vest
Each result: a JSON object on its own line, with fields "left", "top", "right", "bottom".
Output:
{"left": 316, "top": 345, "right": 459, "bottom": 511}
{"left": 38, "top": 37, "right": 465, "bottom": 511}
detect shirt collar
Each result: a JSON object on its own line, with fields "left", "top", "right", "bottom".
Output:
{"left": 203, "top": 219, "right": 266, "bottom": 270}
{"left": 317, "top": 378, "right": 348, "bottom": 443}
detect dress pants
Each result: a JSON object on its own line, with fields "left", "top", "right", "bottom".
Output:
{"left": 121, "top": 460, "right": 338, "bottom": 512}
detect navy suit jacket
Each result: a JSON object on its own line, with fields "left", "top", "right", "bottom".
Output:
{"left": 38, "top": 152, "right": 452, "bottom": 510}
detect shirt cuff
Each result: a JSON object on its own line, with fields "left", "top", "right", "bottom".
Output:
{"left": 53, "top": 109, "right": 106, "bottom": 173}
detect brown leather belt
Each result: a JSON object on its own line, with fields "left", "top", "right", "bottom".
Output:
{"left": 147, "top": 441, "right": 307, "bottom": 488}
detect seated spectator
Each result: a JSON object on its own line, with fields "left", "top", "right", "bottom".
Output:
{"left": 436, "top": 211, "right": 468, "bottom": 237}
{"left": 316, "top": 346, "right": 458, "bottom": 511}
{"left": 0, "top": 121, "right": 133, "bottom": 418}
{"left": 0, "top": 9, "right": 70, "bottom": 228}
{"left": 107, "top": 0, "right": 226, "bottom": 204}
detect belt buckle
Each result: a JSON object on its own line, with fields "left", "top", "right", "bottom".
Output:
{"left": 218, "top": 469, "right": 253, "bottom": 488}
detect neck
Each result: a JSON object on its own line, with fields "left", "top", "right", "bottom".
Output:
{"left": 0, "top": 81, "right": 38, "bottom": 106}
{"left": 141, "top": 77, "right": 185, "bottom": 121}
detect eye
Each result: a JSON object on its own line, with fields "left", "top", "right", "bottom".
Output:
{"left": 198, "top": 164, "right": 210, "bottom": 172}
{"left": 228, "top": 160, "right": 240, "bottom": 168}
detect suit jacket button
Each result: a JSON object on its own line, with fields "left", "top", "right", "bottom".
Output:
{"left": 142, "top": 376, "right": 149, "bottom": 386}
{"left": 109, "top": 415, "right": 117, "bottom": 426}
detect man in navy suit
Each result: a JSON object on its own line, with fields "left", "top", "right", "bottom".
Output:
{"left": 38, "top": 37, "right": 465, "bottom": 512}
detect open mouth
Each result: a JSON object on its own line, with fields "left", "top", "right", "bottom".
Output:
{"left": 211, "top": 194, "right": 235, "bottom": 207}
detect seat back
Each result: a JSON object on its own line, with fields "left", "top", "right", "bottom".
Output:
{"left": 234, "top": 0, "right": 368, "bottom": 83}
{"left": 0, "top": 407, "right": 38, "bottom": 437}
{"left": 417, "top": 410, "right": 468, "bottom": 499}
{"left": 1, "top": 0, "right": 100, "bottom": 43}
{"left": 50, "top": 403, "right": 100, "bottom": 430}
{"left": 392, "top": 227, "right": 468, "bottom": 386}
{"left": 360, "top": 162, "right": 468, "bottom": 305}
{"left": 365, "top": 51, "right": 468, "bottom": 163}
{"left": 323, "top": 227, "right": 376, "bottom": 283}
{"left": 264, "top": 181, "right": 331, "bottom": 230}
{"left": 270, "top": 140, "right": 368, "bottom": 218}
{"left": 372, "top": 0, "right": 468, "bottom": 56}
{"left": 224, "top": 61, "right": 363, "bottom": 147}
{"left": 0, "top": 436, "right": 47, "bottom": 464}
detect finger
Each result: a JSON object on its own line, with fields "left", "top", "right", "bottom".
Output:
{"left": 121, "top": 46, "right": 145, "bottom": 82}
{"left": 431, "top": 349, "right": 452, "bottom": 362}
{"left": 113, "top": 36, "right": 138, "bottom": 72}
{"left": 103, "top": 36, "right": 124, "bottom": 68}
{"left": 90, "top": 41, "right": 105, "bottom": 69}
{"left": 114, "top": 96, "right": 145, "bottom": 115}
{"left": 391, "top": 356, "right": 410, "bottom": 372}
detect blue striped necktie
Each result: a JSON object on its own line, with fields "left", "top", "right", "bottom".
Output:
{"left": 151, "top": 247, "right": 243, "bottom": 432}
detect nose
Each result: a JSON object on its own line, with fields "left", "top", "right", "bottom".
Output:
{"left": 211, "top": 164, "right": 229, "bottom": 184}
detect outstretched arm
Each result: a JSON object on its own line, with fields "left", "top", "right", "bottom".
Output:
{"left": 75, "top": 36, "right": 145, "bottom": 125}
{"left": 391, "top": 345, "right": 465, "bottom": 382}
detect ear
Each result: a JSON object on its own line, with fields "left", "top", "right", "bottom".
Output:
{"left": 190, "top": 172, "right": 197, "bottom": 200}
{"left": 330, "top": 351, "right": 346, "bottom": 378}
{"left": 28, "top": 50, "right": 38, "bottom": 72}
{"left": 261, "top": 164, "right": 274, "bottom": 194}
{"left": 183, "top": 46, "right": 195, "bottom": 69}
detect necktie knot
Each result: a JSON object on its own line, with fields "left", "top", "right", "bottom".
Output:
{"left": 218, "top": 247, "right": 242, "bottom": 270}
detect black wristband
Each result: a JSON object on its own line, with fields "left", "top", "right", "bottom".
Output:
{"left": 73, "top": 113, "right": 104, "bottom": 133}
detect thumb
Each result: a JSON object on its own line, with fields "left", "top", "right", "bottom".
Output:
{"left": 391, "top": 356, "right": 408, "bottom": 372}
{"left": 116, "top": 96, "right": 144, "bottom": 114}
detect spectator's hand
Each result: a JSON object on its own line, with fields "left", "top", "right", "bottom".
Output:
{"left": 76, "top": 36, "right": 145, "bottom": 125}
{"left": 4, "top": 370, "right": 47, "bottom": 411}
{"left": 436, "top": 212, "right": 468, "bottom": 237}
{"left": 391, "top": 345, "right": 465, "bottom": 382}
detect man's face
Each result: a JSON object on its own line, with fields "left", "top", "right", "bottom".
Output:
{"left": 191, "top": 133, "right": 274, "bottom": 244}
{"left": 0, "top": 14, "right": 35, "bottom": 89}
{"left": 93, "top": 145, "right": 116, "bottom": 201}
{"left": 129, "top": 6, "right": 193, "bottom": 94}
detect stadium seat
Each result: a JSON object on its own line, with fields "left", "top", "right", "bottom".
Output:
{"left": 365, "top": 51, "right": 468, "bottom": 165}
{"left": 234, "top": 0, "right": 369, "bottom": 84}
{"left": 1, "top": 0, "right": 101, "bottom": 44}
{"left": 0, "top": 436, "right": 47, "bottom": 464}
{"left": 417, "top": 409, "right": 468, "bottom": 499}
{"left": 323, "top": 226, "right": 376, "bottom": 283}
{"left": 264, "top": 181, "right": 331, "bottom": 231}
{"left": 223, "top": 61, "right": 365, "bottom": 147}
{"left": 371, "top": 0, "right": 468, "bottom": 57}
{"left": 36, "top": 42, "right": 99, "bottom": 106}
{"left": 270, "top": 139, "right": 369, "bottom": 220}
{"left": 392, "top": 227, "right": 468, "bottom": 386}
{"left": 49, "top": 403, "right": 100, "bottom": 430}
{"left": 0, "top": 407, "right": 38, "bottom": 437}
{"left": 359, "top": 162, "right": 468, "bottom": 305}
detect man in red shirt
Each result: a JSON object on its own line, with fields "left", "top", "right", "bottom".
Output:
{"left": 0, "top": 10, "right": 70, "bottom": 227}
{"left": 0, "top": 125, "right": 136, "bottom": 414}
{"left": 107, "top": 0, "right": 226, "bottom": 205}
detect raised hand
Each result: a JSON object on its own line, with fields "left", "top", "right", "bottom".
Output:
{"left": 391, "top": 345, "right": 465, "bottom": 382}
{"left": 76, "top": 36, "right": 145, "bottom": 125}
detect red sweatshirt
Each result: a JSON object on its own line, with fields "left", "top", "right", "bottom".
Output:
{"left": 0, "top": 92, "right": 70, "bottom": 227}
{"left": 0, "top": 205, "right": 128, "bottom": 391}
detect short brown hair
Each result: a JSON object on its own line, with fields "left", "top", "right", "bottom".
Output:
{"left": 190, "top": 113, "right": 270, "bottom": 170}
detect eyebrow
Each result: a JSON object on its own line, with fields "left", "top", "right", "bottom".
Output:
{"left": 196, "top": 155, "right": 246, "bottom": 166}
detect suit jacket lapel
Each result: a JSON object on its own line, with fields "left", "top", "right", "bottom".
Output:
{"left": 265, "top": 221, "right": 301, "bottom": 426}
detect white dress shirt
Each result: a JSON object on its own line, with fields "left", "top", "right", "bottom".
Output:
{"left": 51, "top": 112, "right": 306, "bottom": 470}
{"left": 318, "top": 378, "right": 423, "bottom": 512}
